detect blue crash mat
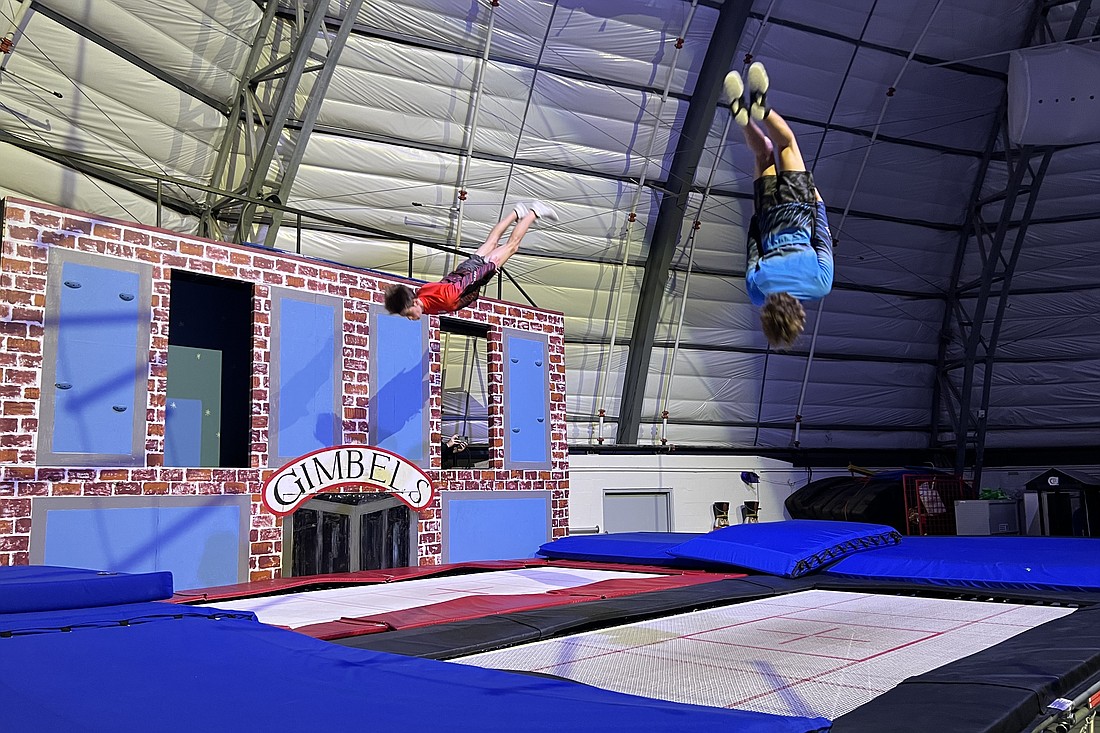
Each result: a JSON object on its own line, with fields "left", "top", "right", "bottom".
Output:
{"left": 1, "top": 602, "right": 831, "bottom": 733}
{"left": 824, "top": 535, "right": 1100, "bottom": 592}
{"left": 538, "top": 532, "right": 702, "bottom": 566}
{"left": 0, "top": 565, "right": 173, "bottom": 614}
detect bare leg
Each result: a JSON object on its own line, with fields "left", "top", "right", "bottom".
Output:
{"left": 758, "top": 109, "right": 807, "bottom": 173}
{"left": 741, "top": 120, "right": 776, "bottom": 179}
{"left": 474, "top": 210, "right": 519, "bottom": 258}
{"left": 483, "top": 211, "right": 538, "bottom": 268}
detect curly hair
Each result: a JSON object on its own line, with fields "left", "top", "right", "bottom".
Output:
{"left": 383, "top": 283, "right": 416, "bottom": 314}
{"left": 760, "top": 292, "right": 805, "bottom": 349}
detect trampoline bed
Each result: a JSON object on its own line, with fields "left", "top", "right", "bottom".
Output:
{"left": 454, "top": 588, "right": 1074, "bottom": 720}
{"left": 182, "top": 562, "right": 742, "bottom": 639}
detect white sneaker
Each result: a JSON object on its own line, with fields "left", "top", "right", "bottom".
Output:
{"left": 529, "top": 200, "right": 559, "bottom": 223}
{"left": 512, "top": 201, "right": 531, "bottom": 219}
{"left": 723, "top": 70, "right": 749, "bottom": 127}
{"left": 747, "top": 61, "right": 770, "bottom": 121}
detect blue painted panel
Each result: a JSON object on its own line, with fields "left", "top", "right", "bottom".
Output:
{"left": 155, "top": 505, "right": 242, "bottom": 590}
{"left": 505, "top": 335, "right": 549, "bottom": 464}
{"left": 44, "top": 507, "right": 159, "bottom": 575}
{"left": 278, "top": 298, "right": 337, "bottom": 455}
{"left": 446, "top": 496, "right": 549, "bottom": 562}
{"left": 52, "top": 261, "right": 141, "bottom": 454}
{"left": 165, "top": 398, "right": 203, "bottom": 467}
{"left": 372, "top": 315, "right": 425, "bottom": 461}
{"left": 41, "top": 504, "right": 242, "bottom": 591}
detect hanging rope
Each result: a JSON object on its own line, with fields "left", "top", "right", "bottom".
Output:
{"left": 791, "top": 0, "right": 946, "bottom": 448}
{"left": 447, "top": 0, "right": 500, "bottom": 272}
{"left": 594, "top": 0, "right": 699, "bottom": 444}
{"left": 655, "top": 114, "right": 733, "bottom": 445}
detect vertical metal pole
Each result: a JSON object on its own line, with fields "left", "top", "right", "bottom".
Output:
{"left": 595, "top": 0, "right": 699, "bottom": 444}
{"left": 791, "top": 0, "right": 945, "bottom": 448}
{"left": 449, "top": 0, "right": 499, "bottom": 268}
{"left": 155, "top": 178, "right": 163, "bottom": 229}
{"left": 656, "top": 113, "right": 730, "bottom": 444}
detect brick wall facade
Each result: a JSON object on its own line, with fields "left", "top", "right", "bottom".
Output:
{"left": 0, "top": 198, "right": 569, "bottom": 580}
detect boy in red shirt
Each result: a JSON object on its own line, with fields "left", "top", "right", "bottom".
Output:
{"left": 383, "top": 201, "right": 557, "bottom": 319}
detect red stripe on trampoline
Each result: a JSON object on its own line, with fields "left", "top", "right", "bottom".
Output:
{"left": 723, "top": 603, "right": 1027, "bottom": 707}
{"left": 296, "top": 574, "right": 735, "bottom": 640}
{"left": 169, "top": 559, "right": 703, "bottom": 605}
{"left": 169, "top": 559, "right": 545, "bottom": 603}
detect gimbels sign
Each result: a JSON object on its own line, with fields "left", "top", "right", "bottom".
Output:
{"left": 261, "top": 445, "right": 434, "bottom": 516}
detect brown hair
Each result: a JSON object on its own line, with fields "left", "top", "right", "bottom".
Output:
{"left": 383, "top": 283, "right": 416, "bottom": 314}
{"left": 760, "top": 292, "right": 805, "bottom": 349}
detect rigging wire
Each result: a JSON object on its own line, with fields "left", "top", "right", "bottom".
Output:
{"left": 593, "top": 0, "right": 699, "bottom": 445}
{"left": 791, "top": 0, "right": 947, "bottom": 448}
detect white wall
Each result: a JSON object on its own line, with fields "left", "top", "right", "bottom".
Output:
{"left": 567, "top": 454, "right": 850, "bottom": 533}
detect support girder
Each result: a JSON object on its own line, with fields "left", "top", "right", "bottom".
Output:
{"left": 932, "top": 0, "right": 1092, "bottom": 487}
{"left": 615, "top": 0, "right": 752, "bottom": 444}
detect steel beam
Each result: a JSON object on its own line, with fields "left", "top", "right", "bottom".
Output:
{"left": 615, "top": 0, "right": 752, "bottom": 444}
{"left": 933, "top": 0, "right": 1092, "bottom": 486}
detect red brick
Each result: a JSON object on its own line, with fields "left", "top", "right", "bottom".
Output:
{"left": 0, "top": 498, "right": 30, "bottom": 518}
{"left": 92, "top": 223, "right": 121, "bottom": 239}
{"left": 62, "top": 218, "right": 93, "bottom": 234}
{"left": 0, "top": 535, "right": 29, "bottom": 551}
{"left": 53, "top": 482, "right": 83, "bottom": 496}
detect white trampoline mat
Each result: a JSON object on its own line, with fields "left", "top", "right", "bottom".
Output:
{"left": 455, "top": 589, "right": 1074, "bottom": 720}
{"left": 199, "top": 567, "right": 658, "bottom": 627}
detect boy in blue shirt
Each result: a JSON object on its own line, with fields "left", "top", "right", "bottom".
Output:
{"left": 724, "top": 62, "right": 835, "bottom": 349}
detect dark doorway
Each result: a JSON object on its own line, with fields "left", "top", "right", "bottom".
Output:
{"left": 288, "top": 494, "right": 415, "bottom": 576}
{"left": 167, "top": 270, "right": 253, "bottom": 468}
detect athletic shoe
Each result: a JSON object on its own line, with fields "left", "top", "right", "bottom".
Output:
{"left": 723, "top": 70, "right": 749, "bottom": 127}
{"left": 529, "top": 200, "right": 559, "bottom": 223}
{"left": 513, "top": 201, "right": 531, "bottom": 219}
{"left": 747, "top": 61, "right": 770, "bottom": 121}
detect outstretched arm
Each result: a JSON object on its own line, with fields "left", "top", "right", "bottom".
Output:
{"left": 810, "top": 201, "right": 833, "bottom": 269}
{"left": 745, "top": 214, "right": 766, "bottom": 306}
{"left": 746, "top": 214, "right": 763, "bottom": 271}
{"left": 808, "top": 201, "right": 835, "bottom": 297}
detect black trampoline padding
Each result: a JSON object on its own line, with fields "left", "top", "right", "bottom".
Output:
{"left": 335, "top": 576, "right": 809, "bottom": 658}
{"left": 338, "top": 573, "right": 1100, "bottom": 733}
{"left": 832, "top": 605, "right": 1100, "bottom": 733}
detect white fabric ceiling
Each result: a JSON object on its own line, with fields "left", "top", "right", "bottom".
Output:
{"left": 1, "top": 0, "right": 1098, "bottom": 456}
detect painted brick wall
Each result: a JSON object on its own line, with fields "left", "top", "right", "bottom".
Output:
{"left": 0, "top": 198, "right": 569, "bottom": 579}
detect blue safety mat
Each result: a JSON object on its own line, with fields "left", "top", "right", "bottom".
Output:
{"left": 0, "top": 565, "right": 173, "bottom": 614}
{"left": 824, "top": 535, "right": 1100, "bottom": 592}
{"left": 538, "top": 532, "right": 702, "bottom": 566}
{"left": 2, "top": 601, "right": 831, "bottom": 733}
{"left": 668, "top": 521, "right": 901, "bottom": 578}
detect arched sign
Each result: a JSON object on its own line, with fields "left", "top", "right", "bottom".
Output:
{"left": 262, "top": 445, "right": 434, "bottom": 516}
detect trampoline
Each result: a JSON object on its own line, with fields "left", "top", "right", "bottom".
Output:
{"left": 10, "top": 525, "right": 1100, "bottom": 733}
{"left": 182, "top": 563, "right": 740, "bottom": 638}
{"left": 454, "top": 588, "right": 1074, "bottom": 720}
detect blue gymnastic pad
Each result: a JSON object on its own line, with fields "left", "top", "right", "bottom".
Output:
{"left": 0, "top": 565, "right": 173, "bottom": 614}
{"left": 667, "top": 520, "right": 901, "bottom": 577}
{"left": 541, "top": 521, "right": 901, "bottom": 578}
{"left": 824, "top": 535, "right": 1100, "bottom": 592}
{"left": 2, "top": 601, "right": 831, "bottom": 733}
{"left": 538, "top": 531, "right": 701, "bottom": 566}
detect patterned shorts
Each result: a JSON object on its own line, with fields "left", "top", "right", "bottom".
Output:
{"left": 443, "top": 254, "right": 496, "bottom": 288}
{"left": 753, "top": 170, "right": 818, "bottom": 252}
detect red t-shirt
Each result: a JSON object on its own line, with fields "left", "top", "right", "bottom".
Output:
{"left": 415, "top": 257, "right": 498, "bottom": 315}
{"left": 416, "top": 281, "right": 464, "bottom": 315}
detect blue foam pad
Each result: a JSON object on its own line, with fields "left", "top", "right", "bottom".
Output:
{"left": 668, "top": 520, "right": 901, "bottom": 578}
{"left": 825, "top": 535, "right": 1100, "bottom": 592}
{"left": 3, "top": 602, "right": 831, "bottom": 733}
{"left": 538, "top": 532, "right": 704, "bottom": 566}
{"left": 0, "top": 566, "right": 173, "bottom": 614}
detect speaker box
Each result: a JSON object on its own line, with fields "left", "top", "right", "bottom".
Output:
{"left": 1009, "top": 44, "right": 1100, "bottom": 145}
